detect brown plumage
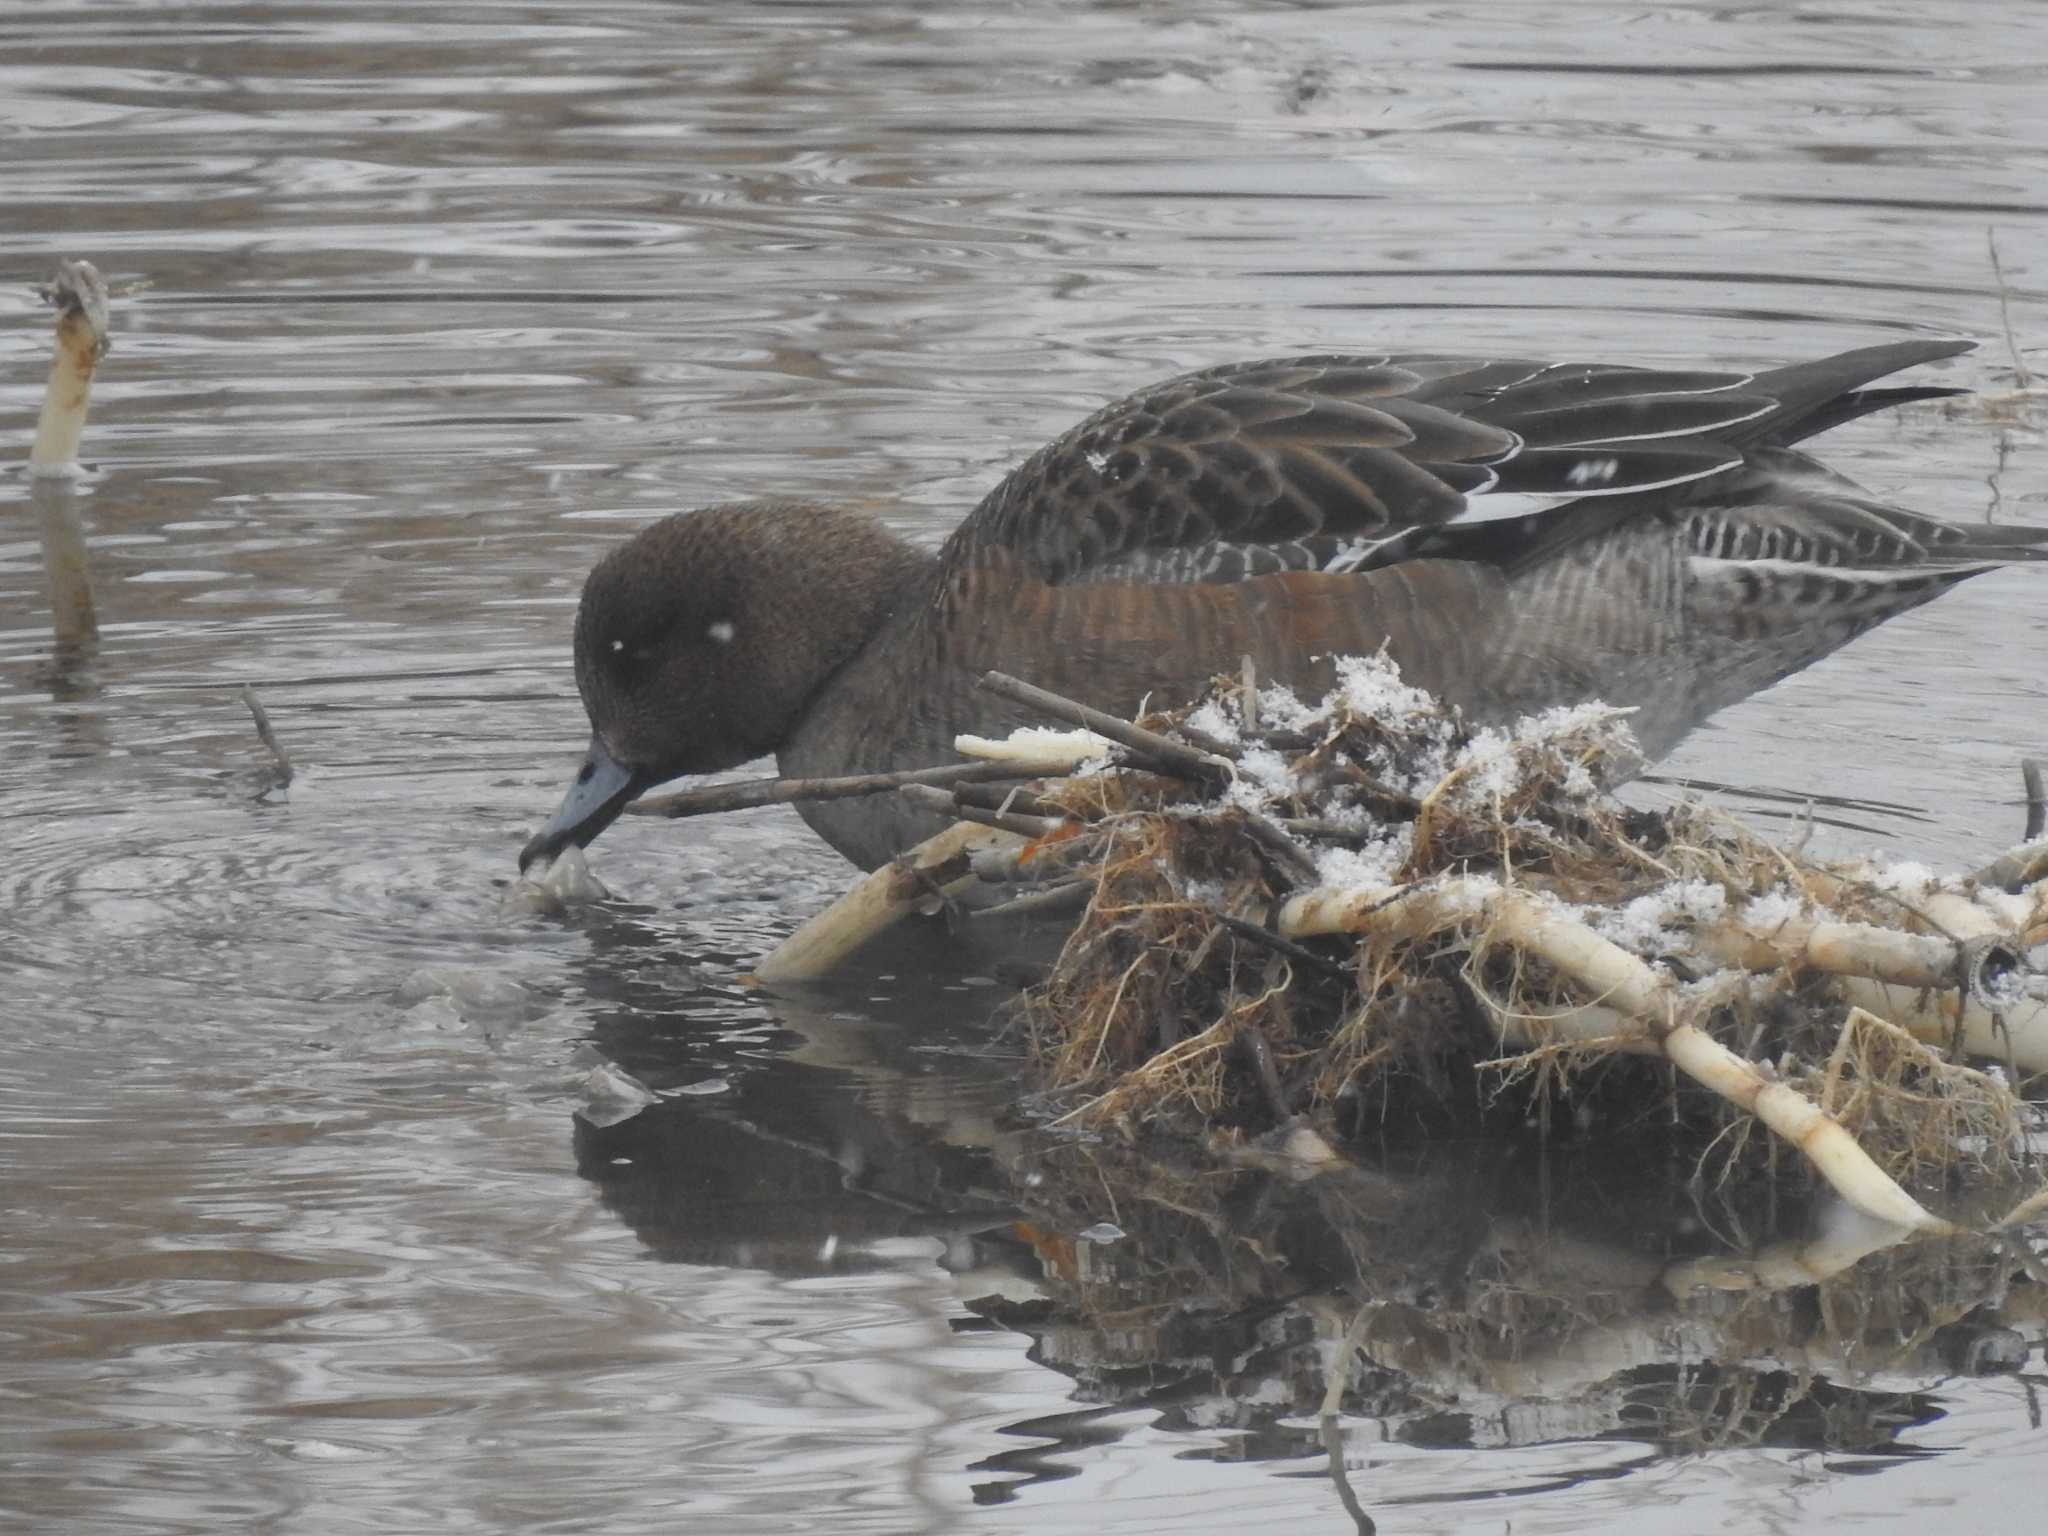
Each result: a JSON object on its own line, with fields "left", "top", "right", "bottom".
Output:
{"left": 522, "top": 338, "right": 2045, "bottom": 873}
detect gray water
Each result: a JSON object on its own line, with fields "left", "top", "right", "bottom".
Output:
{"left": 3, "top": 3, "right": 2046, "bottom": 1532}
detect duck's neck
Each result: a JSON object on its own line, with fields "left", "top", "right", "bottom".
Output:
{"left": 774, "top": 506, "right": 936, "bottom": 761}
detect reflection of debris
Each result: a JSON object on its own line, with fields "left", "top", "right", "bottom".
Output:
{"left": 972, "top": 1131, "right": 2043, "bottom": 1478}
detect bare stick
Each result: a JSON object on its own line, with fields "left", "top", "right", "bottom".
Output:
{"left": 1239, "top": 654, "right": 1260, "bottom": 734}
{"left": 899, "top": 780, "right": 1073, "bottom": 840}
{"left": 1237, "top": 812, "right": 1320, "bottom": 887}
{"left": 1211, "top": 908, "right": 1348, "bottom": 980}
{"left": 1988, "top": 228, "right": 2034, "bottom": 390}
{"left": 978, "top": 671, "right": 1235, "bottom": 783}
{"left": 966, "top": 879, "right": 1094, "bottom": 923}
{"left": 949, "top": 781, "right": 1065, "bottom": 818}
{"left": 626, "top": 760, "right": 1016, "bottom": 820}
{"left": 240, "top": 686, "right": 294, "bottom": 790}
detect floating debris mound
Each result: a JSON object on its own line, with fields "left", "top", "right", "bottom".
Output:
{"left": 840, "top": 657, "right": 2048, "bottom": 1231}
{"left": 1023, "top": 656, "right": 1671, "bottom": 1129}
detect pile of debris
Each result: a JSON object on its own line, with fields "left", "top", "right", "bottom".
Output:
{"left": 743, "top": 660, "right": 2048, "bottom": 1233}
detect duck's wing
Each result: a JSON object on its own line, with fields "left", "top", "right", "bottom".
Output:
{"left": 937, "top": 341, "right": 1974, "bottom": 589}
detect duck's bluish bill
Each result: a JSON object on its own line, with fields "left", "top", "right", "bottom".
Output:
{"left": 519, "top": 733, "right": 648, "bottom": 873}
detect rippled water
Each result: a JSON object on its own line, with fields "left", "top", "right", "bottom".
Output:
{"left": 3, "top": 3, "right": 2045, "bottom": 1532}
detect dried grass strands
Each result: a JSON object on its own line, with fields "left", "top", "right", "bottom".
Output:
{"left": 1277, "top": 878, "right": 1955, "bottom": 1233}
{"left": 754, "top": 822, "right": 1025, "bottom": 985}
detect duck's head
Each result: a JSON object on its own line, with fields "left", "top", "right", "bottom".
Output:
{"left": 518, "top": 501, "right": 920, "bottom": 874}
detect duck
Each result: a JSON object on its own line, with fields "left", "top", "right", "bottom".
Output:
{"left": 520, "top": 338, "right": 2045, "bottom": 875}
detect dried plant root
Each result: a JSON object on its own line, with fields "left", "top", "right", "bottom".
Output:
{"left": 1280, "top": 878, "right": 1954, "bottom": 1232}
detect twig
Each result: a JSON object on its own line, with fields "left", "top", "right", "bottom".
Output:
{"left": 950, "top": 781, "right": 1064, "bottom": 819}
{"left": 240, "top": 686, "right": 294, "bottom": 790}
{"left": 1212, "top": 909, "right": 1349, "bottom": 981}
{"left": 2025, "top": 757, "right": 2045, "bottom": 843}
{"left": 627, "top": 760, "right": 1016, "bottom": 819}
{"left": 1237, "top": 812, "right": 1321, "bottom": 887}
{"left": 979, "top": 670, "right": 1235, "bottom": 784}
{"left": 899, "top": 780, "right": 1073, "bottom": 840}
{"left": 1988, "top": 228, "right": 2034, "bottom": 390}
{"left": 967, "top": 880, "right": 1094, "bottom": 923}
{"left": 1236, "top": 1026, "right": 1292, "bottom": 1120}
{"left": 1240, "top": 654, "right": 1260, "bottom": 734}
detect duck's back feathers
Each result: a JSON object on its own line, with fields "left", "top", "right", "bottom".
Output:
{"left": 939, "top": 339, "right": 1980, "bottom": 597}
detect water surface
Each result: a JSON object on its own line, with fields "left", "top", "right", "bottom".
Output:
{"left": 3, "top": 3, "right": 2045, "bottom": 1532}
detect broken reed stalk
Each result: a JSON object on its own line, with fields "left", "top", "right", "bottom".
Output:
{"left": 627, "top": 760, "right": 1018, "bottom": 820}
{"left": 30, "top": 259, "right": 112, "bottom": 655}
{"left": 754, "top": 821, "right": 1025, "bottom": 985}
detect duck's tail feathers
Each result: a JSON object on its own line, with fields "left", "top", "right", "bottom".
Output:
{"left": 1746, "top": 338, "right": 1974, "bottom": 447}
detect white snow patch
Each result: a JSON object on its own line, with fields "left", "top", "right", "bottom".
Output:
{"left": 1223, "top": 744, "right": 1299, "bottom": 810}
{"left": 1739, "top": 889, "right": 1807, "bottom": 930}
{"left": 1183, "top": 696, "right": 1241, "bottom": 746}
{"left": 1590, "top": 880, "right": 1728, "bottom": 954}
{"left": 1333, "top": 652, "right": 1443, "bottom": 728}
{"left": 1868, "top": 860, "right": 1937, "bottom": 901}
{"left": 1313, "top": 829, "right": 1414, "bottom": 891}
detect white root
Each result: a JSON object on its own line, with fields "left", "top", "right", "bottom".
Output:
{"left": 1278, "top": 878, "right": 1954, "bottom": 1233}
{"left": 954, "top": 726, "right": 1115, "bottom": 772}
{"left": 1835, "top": 975, "right": 2048, "bottom": 1074}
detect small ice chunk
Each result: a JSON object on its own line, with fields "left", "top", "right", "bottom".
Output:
{"left": 576, "top": 1062, "right": 659, "bottom": 1128}
{"left": 397, "top": 965, "right": 533, "bottom": 1023}
{"left": 505, "top": 844, "right": 611, "bottom": 915}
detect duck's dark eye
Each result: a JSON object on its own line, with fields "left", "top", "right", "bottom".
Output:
{"left": 600, "top": 637, "right": 659, "bottom": 677}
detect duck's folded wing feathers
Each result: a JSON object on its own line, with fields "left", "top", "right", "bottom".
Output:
{"left": 943, "top": 354, "right": 1782, "bottom": 587}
